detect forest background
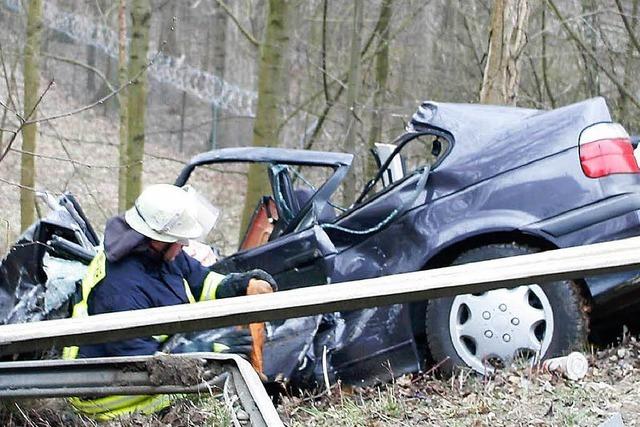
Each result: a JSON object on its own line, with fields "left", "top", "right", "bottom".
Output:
{"left": 0, "top": 0, "right": 639, "bottom": 255}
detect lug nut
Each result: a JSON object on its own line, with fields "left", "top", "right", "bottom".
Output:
{"left": 503, "top": 334, "right": 511, "bottom": 342}
{"left": 482, "top": 311, "right": 491, "bottom": 320}
{"left": 511, "top": 318, "right": 520, "bottom": 325}
{"left": 499, "top": 304, "right": 507, "bottom": 312}
{"left": 484, "top": 330, "right": 493, "bottom": 338}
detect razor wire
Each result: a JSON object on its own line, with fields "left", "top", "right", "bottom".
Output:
{"left": 3, "top": 0, "right": 257, "bottom": 116}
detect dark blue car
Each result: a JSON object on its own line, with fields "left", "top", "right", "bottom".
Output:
{"left": 4, "top": 97, "right": 638, "bottom": 384}
{"left": 176, "top": 97, "right": 640, "bottom": 384}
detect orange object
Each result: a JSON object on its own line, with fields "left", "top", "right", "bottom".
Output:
{"left": 249, "top": 323, "right": 266, "bottom": 374}
{"left": 240, "top": 197, "right": 279, "bottom": 251}
{"left": 245, "top": 278, "right": 274, "bottom": 374}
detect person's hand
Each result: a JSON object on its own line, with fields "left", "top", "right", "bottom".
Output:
{"left": 247, "top": 279, "right": 274, "bottom": 295}
{"left": 212, "top": 328, "right": 253, "bottom": 358}
{"left": 216, "top": 269, "right": 278, "bottom": 298}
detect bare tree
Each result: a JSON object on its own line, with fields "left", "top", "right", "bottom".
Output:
{"left": 342, "top": 0, "right": 364, "bottom": 206}
{"left": 366, "top": 0, "right": 393, "bottom": 180}
{"left": 209, "top": 0, "right": 228, "bottom": 150}
{"left": 239, "top": 0, "right": 290, "bottom": 238}
{"left": 124, "top": 0, "right": 152, "bottom": 208}
{"left": 117, "top": 0, "right": 129, "bottom": 211}
{"left": 480, "top": 0, "right": 530, "bottom": 105}
{"left": 20, "top": 0, "right": 43, "bottom": 231}
{"left": 616, "top": 0, "right": 640, "bottom": 126}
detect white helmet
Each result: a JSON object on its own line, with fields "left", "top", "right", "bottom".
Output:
{"left": 125, "top": 184, "right": 219, "bottom": 243}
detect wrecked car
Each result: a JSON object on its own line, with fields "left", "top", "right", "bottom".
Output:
{"left": 177, "top": 96, "right": 640, "bottom": 382}
{"left": 3, "top": 97, "right": 640, "bottom": 387}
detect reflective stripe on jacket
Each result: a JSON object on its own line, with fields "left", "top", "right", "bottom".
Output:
{"left": 63, "top": 249, "right": 224, "bottom": 420}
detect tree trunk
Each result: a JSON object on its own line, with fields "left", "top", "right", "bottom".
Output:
{"left": 20, "top": 0, "right": 43, "bottom": 231}
{"left": 581, "top": 0, "right": 600, "bottom": 97}
{"left": 209, "top": 0, "right": 228, "bottom": 150}
{"left": 618, "top": 0, "right": 639, "bottom": 126}
{"left": 239, "top": 0, "right": 289, "bottom": 242}
{"left": 342, "top": 0, "right": 364, "bottom": 206}
{"left": 366, "top": 0, "right": 393, "bottom": 180}
{"left": 117, "top": 0, "right": 129, "bottom": 211}
{"left": 480, "top": 0, "right": 529, "bottom": 105}
{"left": 124, "top": 0, "right": 151, "bottom": 207}
{"left": 541, "top": 3, "right": 556, "bottom": 108}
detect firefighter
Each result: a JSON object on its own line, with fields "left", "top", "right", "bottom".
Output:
{"left": 63, "top": 184, "right": 276, "bottom": 420}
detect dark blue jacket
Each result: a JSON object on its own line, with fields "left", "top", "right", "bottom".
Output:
{"left": 78, "top": 217, "right": 215, "bottom": 358}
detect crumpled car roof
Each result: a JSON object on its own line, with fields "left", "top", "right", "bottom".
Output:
{"left": 410, "top": 97, "right": 611, "bottom": 150}
{"left": 409, "top": 97, "right": 614, "bottom": 193}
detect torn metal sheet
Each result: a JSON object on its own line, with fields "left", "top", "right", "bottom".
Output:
{"left": 0, "top": 194, "right": 96, "bottom": 327}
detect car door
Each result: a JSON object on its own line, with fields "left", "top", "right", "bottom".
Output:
{"left": 212, "top": 224, "right": 336, "bottom": 291}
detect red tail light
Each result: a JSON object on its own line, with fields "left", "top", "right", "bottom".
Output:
{"left": 579, "top": 123, "right": 640, "bottom": 178}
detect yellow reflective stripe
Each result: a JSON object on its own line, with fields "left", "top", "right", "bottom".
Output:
{"left": 69, "top": 395, "right": 150, "bottom": 414}
{"left": 62, "top": 346, "right": 79, "bottom": 360}
{"left": 182, "top": 279, "right": 196, "bottom": 304}
{"left": 212, "top": 342, "right": 230, "bottom": 352}
{"left": 94, "top": 395, "right": 177, "bottom": 421}
{"left": 153, "top": 334, "right": 169, "bottom": 343}
{"left": 82, "top": 251, "right": 106, "bottom": 301}
{"left": 70, "top": 394, "right": 179, "bottom": 421}
{"left": 198, "top": 271, "right": 225, "bottom": 302}
{"left": 63, "top": 250, "right": 107, "bottom": 361}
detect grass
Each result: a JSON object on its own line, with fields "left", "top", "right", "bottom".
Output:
{"left": 279, "top": 336, "right": 640, "bottom": 426}
{"left": 2, "top": 337, "right": 639, "bottom": 425}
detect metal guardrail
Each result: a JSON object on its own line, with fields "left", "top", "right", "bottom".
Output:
{"left": 0, "top": 352, "right": 283, "bottom": 427}
{"left": 3, "top": 236, "right": 640, "bottom": 424}
{"left": 2, "top": 235, "right": 640, "bottom": 355}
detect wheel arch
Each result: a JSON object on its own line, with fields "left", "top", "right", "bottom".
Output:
{"left": 423, "top": 230, "right": 558, "bottom": 269}
{"left": 410, "top": 230, "right": 593, "bottom": 355}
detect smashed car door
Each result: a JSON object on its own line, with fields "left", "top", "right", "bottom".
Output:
{"left": 213, "top": 224, "right": 336, "bottom": 291}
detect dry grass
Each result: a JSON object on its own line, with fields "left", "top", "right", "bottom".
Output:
{"left": 279, "top": 336, "right": 640, "bottom": 426}
{"left": 3, "top": 338, "right": 639, "bottom": 426}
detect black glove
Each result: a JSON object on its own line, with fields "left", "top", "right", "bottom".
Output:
{"left": 212, "top": 328, "right": 253, "bottom": 358}
{"left": 215, "top": 269, "right": 278, "bottom": 299}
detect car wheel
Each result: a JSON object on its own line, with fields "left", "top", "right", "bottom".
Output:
{"left": 425, "top": 243, "right": 589, "bottom": 375}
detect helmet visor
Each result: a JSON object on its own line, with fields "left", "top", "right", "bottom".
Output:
{"left": 183, "top": 185, "right": 220, "bottom": 238}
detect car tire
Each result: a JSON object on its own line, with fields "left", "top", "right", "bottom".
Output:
{"left": 425, "top": 243, "right": 589, "bottom": 375}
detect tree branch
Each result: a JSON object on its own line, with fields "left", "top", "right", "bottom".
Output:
{"left": 546, "top": 0, "right": 640, "bottom": 110}
{"left": 214, "top": 0, "right": 260, "bottom": 48}
{"left": 42, "top": 52, "right": 116, "bottom": 92}
{"left": 321, "top": 0, "right": 329, "bottom": 103}
{"left": 0, "top": 80, "right": 54, "bottom": 164}
{"left": 0, "top": 43, "right": 20, "bottom": 120}
{"left": 614, "top": 0, "right": 640, "bottom": 57}
{"left": 26, "top": 52, "right": 160, "bottom": 125}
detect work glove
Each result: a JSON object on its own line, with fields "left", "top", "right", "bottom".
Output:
{"left": 215, "top": 269, "right": 277, "bottom": 299}
{"left": 211, "top": 328, "right": 253, "bottom": 358}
